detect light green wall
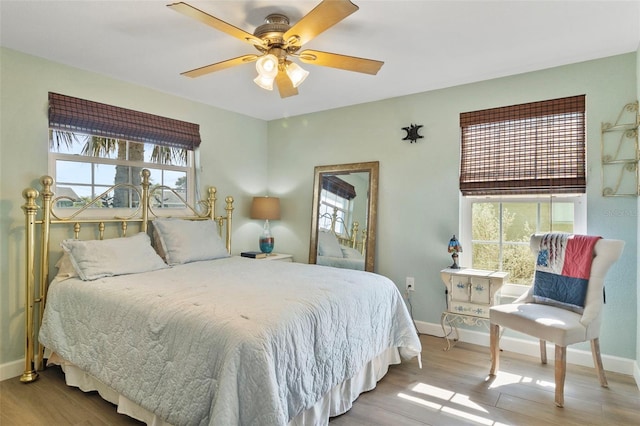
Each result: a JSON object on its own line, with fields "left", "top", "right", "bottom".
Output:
{"left": 1, "top": 47, "right": 638, "bottom": 370}
{"left": 268, "top": 53, "right": 638, "bottom": 360}
{"left": 637, "top": 44, "right": 640, "bottom": 378}
{"left": 0, "top": 48, "right": 268, "bottom": 366}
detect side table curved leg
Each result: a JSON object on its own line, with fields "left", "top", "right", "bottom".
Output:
{"left": 441, "top": 312, "right": 459, "bottom": 351}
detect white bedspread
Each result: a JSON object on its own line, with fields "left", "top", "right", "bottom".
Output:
{"left": 316, "top": 255, "right": 365, "bottom": 270}
{"left": 39, "top": 257, "right": 421, "bottom": 426}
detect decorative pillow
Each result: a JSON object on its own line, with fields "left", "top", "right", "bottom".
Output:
{"left": 152, "top": 218, "right": 229, "bottom": 265}
{"left": 317, "top": 230, "right": 344, "bottom": 258}
{"left": 341, "top": 246, "right": 364, "bottom": 260}
{"left": 61, "top": 232, "right": 168, "bottom": 281}
{"left": 152, "top": 227, "right": 167, "bottom": 261}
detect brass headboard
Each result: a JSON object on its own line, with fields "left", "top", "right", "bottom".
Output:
{"left": 20, "top": 168, "right": 234, "bottom": 383}
{"left": 319, "top": 207, "right": 366, "bottom": 255}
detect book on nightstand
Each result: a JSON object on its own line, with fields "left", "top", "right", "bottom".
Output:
{"left": 241, "top": 251, "right": 268, "bottom": 259}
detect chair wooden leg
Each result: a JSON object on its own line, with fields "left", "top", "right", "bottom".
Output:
{"left": 591, "top": 338, "right": 608, "bottom": 388}
{"left": 489, "top": 323, "right": 500, "bottom": 376}
{"left": 540, "top": 339, "right": 547, "bottom": 364}
{"left": 554, "top": 345, "right": 566, "bottom": 408}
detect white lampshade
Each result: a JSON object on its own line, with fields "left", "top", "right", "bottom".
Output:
{"left": 253, "top": 74, "right": 275, "bottom": 90}
{"left": 286, "top": 62, "right": 309, "bottom": 88}
{"left": 255, "top": 54, "right": 278, "bottom": 79}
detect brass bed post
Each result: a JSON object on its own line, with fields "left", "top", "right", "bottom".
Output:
{"left": 140, "top": 169, "right": 150, "bottom": 233}
{"left": 207, "top": 187, "right": 224, "bottom": 250}
{"left": 37, "top": 176, "right": 54, "bottom": 371}
{"left": 330, "top": 208, "right": 338, "bottom": 234}
{"left": 350, "top": 222, "right": 359, "bottom": 249}
{"left": 207, "top": 187, "right": 217, "bottom": 221}
{"left": 20, "top": 188, "right": 39, "bottom": 383}
{"left": 206, "top": 187, "right": 233, "bottom": 253}
{"left": 225, "top": 196, "right": 234, "bottom": 254}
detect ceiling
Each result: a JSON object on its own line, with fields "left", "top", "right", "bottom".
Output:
{"left": 2, "top": 1, "right": 639, "bottom": 121}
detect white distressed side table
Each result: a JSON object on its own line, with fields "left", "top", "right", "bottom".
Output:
{"left": 440, "top": 268, "right": 509, "bottom": 350}
{"left": 261, "top": 253, "right": 293, "bottom": 262}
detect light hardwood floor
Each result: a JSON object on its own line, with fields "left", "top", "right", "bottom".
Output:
{"left": 2, "top": 334, "right": 639, "bottom": 425}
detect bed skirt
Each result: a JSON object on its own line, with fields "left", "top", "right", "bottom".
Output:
{"left": 47, "top": 347, "right": 402, "bottom": 425}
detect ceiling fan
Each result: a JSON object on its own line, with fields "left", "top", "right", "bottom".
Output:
{"left": 167, "top": 0, "right": 384, "bottom": 98}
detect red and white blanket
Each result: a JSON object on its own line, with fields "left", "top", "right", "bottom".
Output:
{"left": 533, "top": 233, "right": 600, "bottom": 313}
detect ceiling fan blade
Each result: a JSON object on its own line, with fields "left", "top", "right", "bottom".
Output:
{"left": 275, "top": 70, "right": 298, "bottom": 98}
{"left": 298, "top": 50, "right": 383, "bottom": 75}
{"left": 284, "top": 0, "right": 358, "bottom": 47}
{"left": 167, "top": 2, "right": 264, "bottom": 47}
{"left": 181, "top": 55, "right": 259, "bottom": 78}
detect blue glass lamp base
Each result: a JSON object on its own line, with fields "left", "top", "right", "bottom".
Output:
{"left": 259, "top": 237, "right": 274, "bottom": 254}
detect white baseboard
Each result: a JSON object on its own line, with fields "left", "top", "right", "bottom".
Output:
{"left": 415, "top": 320, "right": 638, "bottom": 379}
{"left": 0, "top": 359, "right": 25, "bottom": 382}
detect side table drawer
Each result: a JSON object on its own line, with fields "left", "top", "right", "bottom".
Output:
{"left": 450, "top": 301, "right": 491, "bottom": 318}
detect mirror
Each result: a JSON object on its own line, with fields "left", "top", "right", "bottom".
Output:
{"left": 309, "top": 161, "right": 379, "bottom": 272}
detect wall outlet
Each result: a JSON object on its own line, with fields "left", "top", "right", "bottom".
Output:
{"left": 405, "top": 277, "right": 415, "bottom": 291}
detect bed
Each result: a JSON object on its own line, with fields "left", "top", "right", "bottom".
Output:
{"left": 316, "top": 209, "right": 367, "bottom": 270}
{"left": 19, "top": 169, "right": 422, "bottom": 426}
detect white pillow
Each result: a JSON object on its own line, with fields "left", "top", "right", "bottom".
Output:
{"left": 341, "top": 246, "right": 364, "bottom": 260}
{"left": 317, "top": 230, "right": 344, "bottom": 258}
{"left": 54, "top": 252, "right": 77, "bottom": 279}
{"left": 152, "top": 218, "right": 229, "bottom": 265}
{"left": 61, "top": 232, "right": 168, "bottom": 281}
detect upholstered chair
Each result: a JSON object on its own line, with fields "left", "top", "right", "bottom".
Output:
{"left": 489, "top": 234, "right": 624, "bottom": 407}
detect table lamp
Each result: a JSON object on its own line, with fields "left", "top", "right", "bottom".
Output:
{"left": 250, "top": 196, "right": 281, "bottom": 254}
{"left": 448, "top": 234, "right": 463, "bottom": 269}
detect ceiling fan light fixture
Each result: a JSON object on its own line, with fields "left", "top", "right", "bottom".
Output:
{"left": 286, "top": 62, "right": 309, "bottom": 88}
{"left": 255, "top": 54, "right": 279, "bottom": 79}
{"left": 170, "top": 1, "right": 383, "bottom": 98}
{"left": 254, "top": 74, "right": 275, "bottom": 91}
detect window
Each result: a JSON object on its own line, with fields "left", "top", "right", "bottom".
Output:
{"left": 49, "top": 133, "right": 192, "bottom": 208}
{"left": 318, "top": 189, "right": 352, "bottom": 234}
{"left": 460, "top": 95, "right": 586, "bottom": 284}
{"left": 47, "top": 93, "right": 200, "bottom": 210}
{"left": 461, "top": 196, "right": 585, "bottom": 284}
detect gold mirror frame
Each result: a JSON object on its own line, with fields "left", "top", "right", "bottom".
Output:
{"left": 309, "top": 161, "right": 379, "bottom": 272}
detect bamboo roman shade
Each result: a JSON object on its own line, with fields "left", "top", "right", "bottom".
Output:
{"left": 322, "top": 175, "right": 357, "bottom": 200}
{"left": 459, "top": 95, "right": 586, "bottom": 196}
{"left": 48, "top": 92, "right": 201, "bottom": 150}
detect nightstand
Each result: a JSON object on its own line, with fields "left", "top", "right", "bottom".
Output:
{"left": 261, "top": 253, "right": 293, "bottom": 262}
{"left": 440, "top": 268, "right": 508, "bottom": 350}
